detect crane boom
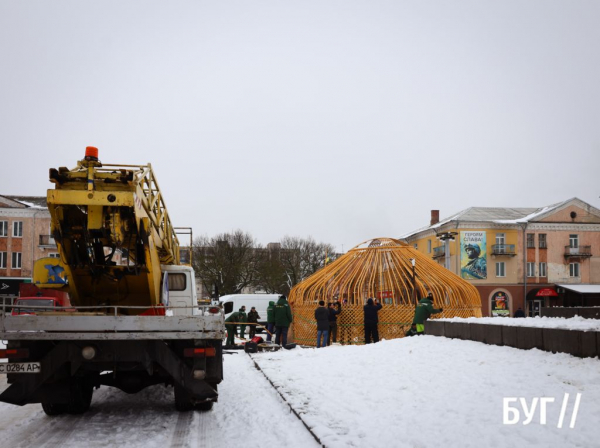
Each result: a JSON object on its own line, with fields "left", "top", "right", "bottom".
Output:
{"left": 45, "top": 147, "right": 180, "bottom": 311}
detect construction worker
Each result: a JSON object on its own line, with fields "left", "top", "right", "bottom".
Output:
{"left": 363, "top": 298, "right": 382, "bottom": 343}
{"left": 247, "top": 307, "right": 261, "bottom": 339}
{"left": 274, "top": 295, "right": 293, "bottom": 346}
{"left": 238, "top": 306, "right": 247, "bottom": 339}
{"left": 225, "top": 307, "right": 244, "bottom": 346}
{"left": 412, "top": 292, "right": 443, "bottom": 335}
{"left": 266, "top": 300, "right": 276, "bottom": 342}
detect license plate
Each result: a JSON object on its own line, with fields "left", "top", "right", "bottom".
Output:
{"left": 0, "top": 362, "right": 41, "bottom": 374}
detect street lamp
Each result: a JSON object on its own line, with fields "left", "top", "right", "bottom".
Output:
{"left": 436, "top": 232, "right": 458, "bottom": 271}
{"left": 409, "top": 258, "right": 417, "bottom": 306}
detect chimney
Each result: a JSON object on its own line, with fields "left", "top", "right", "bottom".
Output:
{"left": 430, "top": 210, "right": 439, "bottom": 226}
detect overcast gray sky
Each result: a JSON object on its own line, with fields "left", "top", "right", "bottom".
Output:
{"left": 1, "top": 1, "right": 599, "bottom": 252}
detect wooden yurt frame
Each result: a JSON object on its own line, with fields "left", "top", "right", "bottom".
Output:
{"left": 289, "top": 237, "right": 482, "bottom": 346}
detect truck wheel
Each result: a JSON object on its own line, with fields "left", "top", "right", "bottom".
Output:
{"left": 196, "top": 401, "right": 213, "bottom": 411}
{"left": 174, "top": 384, "right": 194, "bottom": 412}
{"left": 68, "top": 381, "right": 94, "bottom": 414}
{"left": 41, "top": 402, "right": 68, "bottom": 416}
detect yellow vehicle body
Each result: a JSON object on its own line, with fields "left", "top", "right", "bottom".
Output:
{"left": 43, "top": 148, "right": 180, "bottom": 312}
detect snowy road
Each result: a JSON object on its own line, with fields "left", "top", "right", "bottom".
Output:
{"left": 0, "top": 351, "right": 319, "bottom": 448}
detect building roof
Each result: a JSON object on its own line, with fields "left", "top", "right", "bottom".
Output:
{"left": 399, "top": 198, "right": 577, "bottom": 239}
{"left": 557, "top": 284, "right": 600, "bottom": 294}
{"left": 1, "top": 195, "right": 47, "bottom": 209}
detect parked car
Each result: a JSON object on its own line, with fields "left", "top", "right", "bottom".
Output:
{"left": 11, "top": 296, "right": 73, "bottom": 316}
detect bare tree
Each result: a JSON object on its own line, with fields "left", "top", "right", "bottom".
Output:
{"left": 254, "top": 244, "right": 289, "bottom": 295}
{"left": 192, "top": 230, "right": 259, "bottom": 297}
{"left": 279, "top": 236, "right": 336, "bottom": 290}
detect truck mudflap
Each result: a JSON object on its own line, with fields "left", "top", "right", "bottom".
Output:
{"left": 0, "top": 339, "right": 222, "bottom": 406}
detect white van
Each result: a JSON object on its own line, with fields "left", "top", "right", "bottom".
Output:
{"left": 220, "top": 293, "right": 280, "bottom": 334}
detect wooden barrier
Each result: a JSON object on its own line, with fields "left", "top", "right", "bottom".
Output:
{"left": 542, "top": 307, "right": 600, "bottom": 319}
{"left": 425, "top": 321, "right": 599, "bottom": 359}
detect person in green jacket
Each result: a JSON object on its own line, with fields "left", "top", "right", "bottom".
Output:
{"left": 225, "top": 310, "right": 242, "bottom": 346}
{"left": 266, "top": 300, "right": 276, "bottom": 342}
{"left": 238, "top": 306, "right": 247, "bottom": 339}
{"left": 411, "top": 292, "right": 443, "bottom": 335}
{"left": 273, "top": 295, "right": 293, "bottom": 346}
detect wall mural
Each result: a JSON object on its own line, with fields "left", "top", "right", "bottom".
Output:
{"left": 460, "top": 231, "right": 487, "bottom": 280}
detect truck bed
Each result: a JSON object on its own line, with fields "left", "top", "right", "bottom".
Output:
{"left": 0, "top": 314, "right": 224, "bottom": 340}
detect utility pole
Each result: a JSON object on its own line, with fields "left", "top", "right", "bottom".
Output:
{"left": 437, "top": 232, "right": 458, "bottom": 271}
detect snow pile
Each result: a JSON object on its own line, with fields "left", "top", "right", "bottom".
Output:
{"left": 438, "top": 316, "right": 600, "bottom": 331}
{"left": 254, "top": 337, "right": 600, "bottom": 447}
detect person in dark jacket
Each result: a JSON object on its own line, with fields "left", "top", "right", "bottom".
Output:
{"left": 247, "top": 307, "right": 261, "bottom": 339}
{"left": 412, "top": 293, "right": 442, "bottom": 334}
{"left": 513, "top": 307, "right": 526, "bottom": 318}
{"left": 315, "top": 300, "right": 330, "bottom": 348}
{"left": 327, "top": 302, "right": 342, "bottom": 345}
{"left": 266, "top": 300, "right": 276, "bottom": 342}
{"left": 273, "top": 295, "right": 293, "bottom": 346}
{"left": 238, "top": 306, "right": 248, "bottom": 339}
{"left": 363, "top": 298, "right": 383, "bottom": 344}
{"left": 225, "top": 310, "right": 243, "bottom": 346}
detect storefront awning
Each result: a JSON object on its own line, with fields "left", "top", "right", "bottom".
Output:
{"left": 556, "top": 284, "right": 600, "bottom": 294}
{"left": 536, "top": 287, "right": 558, "bottom": 297}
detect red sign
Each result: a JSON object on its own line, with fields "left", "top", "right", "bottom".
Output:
{"left": 377, "top": 290, "right": 393, "bottom": 299}
{"left": 536, "top": 288, "right": 558, "bottom": 297}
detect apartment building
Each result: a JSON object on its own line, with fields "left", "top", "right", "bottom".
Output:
{"left": 401, "top": 198, "right": 600, "bottom": 317}
{"left": 0, "top": 195, "right": 57, "bottom": 303}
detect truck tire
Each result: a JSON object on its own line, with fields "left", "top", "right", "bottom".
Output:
{"left": 68, "top": 380, "right": 94, "bottom": 414}
{"left": 41, "top": 402, "right": 68, "bottom": 416}
{"left": 174, "top": 384, "right": 194, "bottom": 412}
{"left": 196, "top": 401, "right": 213, "bottom": 411}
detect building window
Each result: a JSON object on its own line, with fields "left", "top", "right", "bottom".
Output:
{"left": 0, "top": 252, "right": 6, "bottom": 268}
{"left": 0, "top": 221, "right": 7, "bottom": 237}
{"left": 569, "top": 262, "right": 580, "bottom": 277}
{"left": 539, "top": 262, "right": 547, "bottom": 277}
{"left": 12, "top": 252, "right": 22, "bottom": 269}
{"left": 496, "top": 233, "right": 506, "bottom": 245}
{"left": 527, "top": 262, "right": 535, "bottom": 277}
{"left": 539, "top": 234, "right": 547, "bottom": 249}
{"left": 12, "top": 221, "right": 23, "bottom": 237}
{"left": 413, "top": 243, "right": 418, "bottom": 250}
{"left": 569, "top": 234, "right": 579, "bottom": 248}
{"left": 427, "top": 240, "right": 432, "bottom": 254}
{"left": 49, "top": 253, "right": 60, "bottom": 258}
{"left": 526, "top": 233, "right": 535, "bottom": 248}
{"left": 495, "top": 262, "right": 505, "bottom": 277}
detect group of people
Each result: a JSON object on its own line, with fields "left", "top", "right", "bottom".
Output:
{"left": 314, "top": 301, "right": 342, "bottom": 347}
{"left": 224, "top": 295, "right": 293, "bottom": 347}
{"left": 314, "top": 292, "right": 444, "bottom": 346}
{"left": 228, "top": 291, "right": 445, "bottom": 349}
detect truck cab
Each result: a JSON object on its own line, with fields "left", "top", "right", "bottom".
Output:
{"left": 161, "top": 265, "right": 200, "bottom": 316}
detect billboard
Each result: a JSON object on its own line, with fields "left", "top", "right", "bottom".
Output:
{"left": 460, "top": 231, "right": 487, "bottom": 280}
{"left": 491, "top": 291, "right": 510, "bottom": 317}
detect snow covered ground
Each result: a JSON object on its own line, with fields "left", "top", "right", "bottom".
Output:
{"left": 440, "top": 316, "right": 600, "bottom": 331}
{"left": 1, "top": 336, "right": 598, "bottom": 447}
{"left": 253, "top": 337, "right": 600, "bottom": 448}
